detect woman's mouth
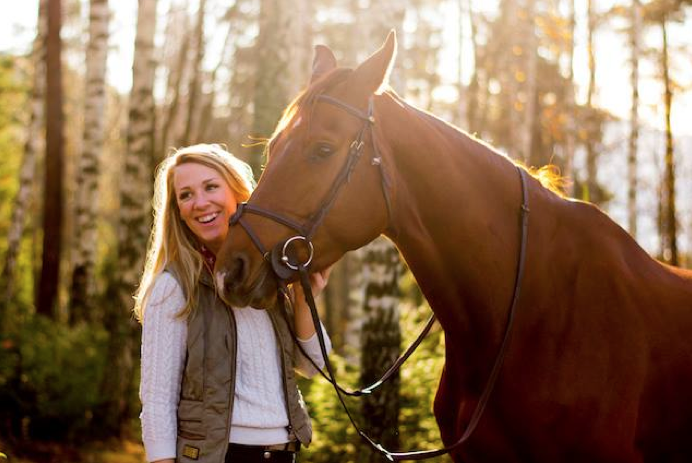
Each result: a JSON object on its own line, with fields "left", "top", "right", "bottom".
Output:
{"left": 197, "top": 212, "right": 219, "bottom": 224}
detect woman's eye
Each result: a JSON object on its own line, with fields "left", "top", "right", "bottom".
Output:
{"left": 179, "top": 191, "right": 191, "bottom": 201}
{"left": 206, "top": 183, "right": 218, "bottom": 191}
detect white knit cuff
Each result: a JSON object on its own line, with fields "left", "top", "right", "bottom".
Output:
{"left": 144, "top": 438, "right": 177, "bottom": 463}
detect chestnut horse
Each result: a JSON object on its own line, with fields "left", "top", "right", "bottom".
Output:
{"left": 216, "top": 32, "right": 692, "bottom": 462}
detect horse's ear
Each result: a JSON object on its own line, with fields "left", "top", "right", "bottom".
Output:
{"left": 351, "top": 30, "right": 397, "bottom": 94}
{"left": 310, "top": 45, "right": 337, "bottom": 84}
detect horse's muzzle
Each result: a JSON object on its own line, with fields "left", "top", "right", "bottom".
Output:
{"left": 215, "top": 251, "right": 276, "bottom": 309}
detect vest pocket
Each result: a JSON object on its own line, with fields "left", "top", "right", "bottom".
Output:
{"left": 177, "top": 398, "right": 205, "bottom": 440}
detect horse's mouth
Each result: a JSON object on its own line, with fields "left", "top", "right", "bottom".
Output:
{"left": 216, "top": 261, "right": 278, "bottom": 309}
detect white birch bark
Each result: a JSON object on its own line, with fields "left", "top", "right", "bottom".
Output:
{"left": 357, "top": 4, "right": 406, "bottom": 458}
{"left": 97, "top": 0, "right": 158, "bottom": 434}
{"left": 69, "top": 0, "right": 110, "bottom": 323}
{"left": 120, "top": 0, "right": 158, "bottom": 293}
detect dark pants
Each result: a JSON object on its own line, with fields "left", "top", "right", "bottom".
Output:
{"left": 225, "top": 443, "right": 298, "bottom": 463}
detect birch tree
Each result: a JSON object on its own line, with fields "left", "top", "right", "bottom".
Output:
{"left": 251, "top": 0, "right": 306, "bottom": 176}
{"left": 584, "top": 0, "right": 601, "bottom": 203}
{"left": 659, "top": 13, "right": 677, "bottom": 265}
{"left": 182, "top": 0, "right": 206, "bottom": 145}
{"left": 519, "top": 0, "right": 538, "bottom": 163}
{"left": 563, "top": 0, "right": 577, "bottom": 196}
{"left": 69, "top": 0, "right": 109, "bottom": 324}
{"left": 1, "top": 0, "right": 47, "bottom": 307}
{"left": 627, "top": 0, "right": 642, "bottom": 239}
{"left": 159, "top": 6, "right": 190, "bottom": 154}
{"left": 96, "top": 0, "right": 158, "bottom": 435}
{"left": 358, "top": 238, "right": 402, "bottom": 463}
{"left": 644, "top": 0, "right": 685, "bottom": 265}
{"left": 357, "top": 4, "right": 405, "bottom": 459}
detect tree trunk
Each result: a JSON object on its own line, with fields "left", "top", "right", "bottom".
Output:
{"left": 626, "top": 0, "right": 641, "bottom": 239}
{"left": 96, "top": 0, "right": 158, "bottom": 437}
{"left": 198, "top": 21, "right": 235, "bottom": 142}
{"left": 358, "top": 237, "right": 401, "bottom": 463}
{"left": 355, "top": 6, "right": 405, "bottom": 458}
{"left": 584, "top": 0, "right": 599, "bottom": 203}
{"left": 182, "top": 0, "right": 206, "bottom": 145}
{"left": 285, "top": 0, "right": 312, "bottom": 96}
{"left": 37, "top": 0, "right": 64, "bottom": 318}
{"left": 322, "top": 253, "right": 353, "bottom": 355}
{"left": 520, "top": 0, "right": 538, "bottom": 164}
{"left": 251, "top": 0, "right": 294, "bottom": 177}
{"left": 159, "top": 8, "right": 190, "bottom": 154}
{"left": 457, "top": 0, "right": 465, "bottom": 128}
{"left": 1, "top": 0, "right": 47, "bottom": 308}
{"left": 563, "top": 0, "right": 577, "bottom": 197}
{"left": 660, "top": 17, "right": 677, "bottom": 265}
{"left": 344, "top": 250, "right": 365, "bottom": 363}
{"left": 466, "top": 0, "right": 483, "bottom": 135}
{"left": 69, "top": 0, "right": 109, "bottom": 324}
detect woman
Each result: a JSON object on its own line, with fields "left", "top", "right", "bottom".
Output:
{"left": 135, "top": 144, "right": 331, "bottom": 463}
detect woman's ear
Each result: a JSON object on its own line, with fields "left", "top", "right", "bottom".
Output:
{"left": 350, "top": 30, "right": 397, "bottom": 95}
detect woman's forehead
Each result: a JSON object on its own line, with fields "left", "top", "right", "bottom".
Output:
{"left": 172, "top": 162, "right": 222, "bottom": 188}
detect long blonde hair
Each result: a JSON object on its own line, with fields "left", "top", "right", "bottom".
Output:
{"left": 134, "top": 144, "right": 254, "bottom": 322}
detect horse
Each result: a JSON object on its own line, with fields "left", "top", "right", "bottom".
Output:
{"left": 215, "top": 31, "right": 692, "bottom": 462}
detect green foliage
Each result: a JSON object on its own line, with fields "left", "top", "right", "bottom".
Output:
{"left": 0, "top": 315, "right": 109, "bottom": 442}
{"left": 0, "top": 54, "right": 29, "bottom": 242}
{"left": 299, "top": 355, "right": 360, "bottom": 463}
{"left": 300, "top": 302, "right": 451, "bottom": 463}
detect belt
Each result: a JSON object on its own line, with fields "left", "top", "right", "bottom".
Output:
{"left": 228, "top": 441, "right": 300, "bottom": 452}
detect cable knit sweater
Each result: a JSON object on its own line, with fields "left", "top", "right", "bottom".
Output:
{"left": 140, "top": 272, "right": 331, "bottom": 462}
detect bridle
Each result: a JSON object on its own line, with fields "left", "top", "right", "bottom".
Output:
{"left": 227, "top": 91, "right": 531, "bottom": 461}
{"left": 229, "top": 93, "right": 392, "bottom": 280}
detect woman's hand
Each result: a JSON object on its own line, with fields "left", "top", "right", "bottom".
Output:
{"left": 293, "top": 265, "right": 332, "bottom": 300}
{"left": 292, "top": 265, "right": 333, "bottom": 340}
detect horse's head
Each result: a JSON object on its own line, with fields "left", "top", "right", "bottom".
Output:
{"left": 215, "top": 32, "right": 398, "bottom": 308}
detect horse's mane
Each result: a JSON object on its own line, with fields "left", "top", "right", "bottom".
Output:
{"left": 385, "top": 89, "right": 568, "bottom": 198}
{"left": 270, "top": 71, "right": 567, "bottom": 197}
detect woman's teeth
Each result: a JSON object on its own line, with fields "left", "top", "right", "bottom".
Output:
{"left": 198, "top": 213, "right": 218, "bottom": 224}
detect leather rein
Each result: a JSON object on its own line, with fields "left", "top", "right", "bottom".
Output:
{"left": 227, "top": 92, "right": 531, "bottom": 460}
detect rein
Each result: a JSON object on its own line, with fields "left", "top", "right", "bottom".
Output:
{"left": 227, "top": 93, "right": 531, "bottom": 460}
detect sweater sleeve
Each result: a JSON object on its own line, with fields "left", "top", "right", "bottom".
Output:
{"left": 139, "top": 273, "right": 187, "bottom": 463}
{"left": 294, "top": 322, "right": 332, "bottom": 378}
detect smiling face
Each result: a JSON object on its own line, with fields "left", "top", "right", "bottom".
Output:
{"left": 173, "top": 162, "right": 238, "bottom": 254}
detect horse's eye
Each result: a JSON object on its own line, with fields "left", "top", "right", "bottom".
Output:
{"left": 311, "top": 143, "right": 335, "bottom": 160}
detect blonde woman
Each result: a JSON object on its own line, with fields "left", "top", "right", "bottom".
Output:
{"left": 136, "top": 144, "right": 331, "bottom": 463}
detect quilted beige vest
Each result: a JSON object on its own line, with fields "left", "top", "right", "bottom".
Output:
{"left": 170, "top": 269, "right": 312, "bottom": 463}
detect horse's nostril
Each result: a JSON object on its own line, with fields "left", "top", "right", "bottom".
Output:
{"left": 228, "top": 253, "right": 248, "bottom": 288}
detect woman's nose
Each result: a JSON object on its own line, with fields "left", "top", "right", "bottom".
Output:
{"left": 192, "top": 193, "right": 211, "bottom": 209}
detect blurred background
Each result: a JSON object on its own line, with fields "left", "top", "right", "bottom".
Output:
{"left": 0, "top": 0, "right": 690, "bottom": 461}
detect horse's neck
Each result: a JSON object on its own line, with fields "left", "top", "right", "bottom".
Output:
{"left": 380, "top": 96, "right": 526, "bottom": 361}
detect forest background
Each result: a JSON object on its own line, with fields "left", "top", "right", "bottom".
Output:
{"left": 0, "top": 0, "right": 691, "bottom": 462}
